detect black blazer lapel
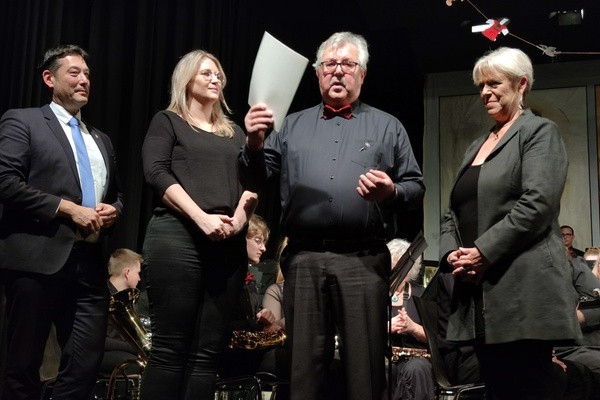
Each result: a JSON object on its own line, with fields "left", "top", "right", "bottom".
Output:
{"left": 41, "top": 105, "right": 81, "bottom": 188}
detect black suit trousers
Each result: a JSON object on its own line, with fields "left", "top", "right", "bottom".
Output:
{"left": 2, "top": 243, "right": 109, "bottom": 400}
{"left": 281, "top": 240, "right": 390, "bottom": 400}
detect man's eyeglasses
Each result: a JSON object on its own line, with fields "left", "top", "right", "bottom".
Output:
{"left": 198, "top": 69, "right": 223, "bottom": 82}
{"left": 320, "top": 60, "right": 360, "bottom": 74}
{"left": 251, "top": 236, "right": 267, "bottom": 246}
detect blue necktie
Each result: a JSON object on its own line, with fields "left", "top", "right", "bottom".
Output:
{"left": 68, "top": 117, "right": 96, "bottom": 208}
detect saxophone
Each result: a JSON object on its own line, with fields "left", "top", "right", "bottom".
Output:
{"left": 229, "top": 329, "right": 287, "bottom": 350}
{"left": 391, "top": 346, "right": 431, "bottom": 363}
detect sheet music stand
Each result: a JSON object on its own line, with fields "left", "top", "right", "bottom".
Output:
{"left": 389, "top": 231, "right": 428, "bottom": 294}
{"left": 386, "top": 232, "right": 428, "bottom": 400}
{"left": 579, "top": 299, "right": 600, "bottom": 309}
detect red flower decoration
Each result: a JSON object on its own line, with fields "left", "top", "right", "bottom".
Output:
{"left": 245, "top": 273, "right": 255, "bottom": 285}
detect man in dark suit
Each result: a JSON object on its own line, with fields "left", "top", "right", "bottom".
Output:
{"left": 0, "top": 45, "right": 124, "bottom": 400}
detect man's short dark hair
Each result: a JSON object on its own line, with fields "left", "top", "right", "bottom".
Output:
{"left": 560, "top": 225, "right": 574, "bottom": 234}
{"left": 39, "top": 44, "right": 89, "bottom": 74}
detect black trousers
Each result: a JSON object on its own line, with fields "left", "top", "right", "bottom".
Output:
{"left": 281, "top": 240, "right": 389, "bottom": 400}
{"left": 2, "top": 243, "right": 109, "bottom": 400}
{"left": 139, "top": 213, "right": 246, "bottom": 400}
{"left": 389, "top": 357, "right": 434, "bottom": 400}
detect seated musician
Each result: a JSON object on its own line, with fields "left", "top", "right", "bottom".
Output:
{"left": 258, "top": 237, "right": 290, "bottom": 379}
{"left": 387, "top": 238, "right": 434, "bottom": 400}
{"left": 554, "top": 251, "right": 600, "bottom": 395}
{"left": 217, "top": 215, "right": 283, "bottom": 379}
{"left": 101, "top": 248, "right": 148, "bottom": 375}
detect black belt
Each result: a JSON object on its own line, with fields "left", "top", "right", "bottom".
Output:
{"left": 288, "top": 237, "right": 384, "bottom": 253}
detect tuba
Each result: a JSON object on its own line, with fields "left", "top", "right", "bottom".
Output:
{"left": 109, "top": 287, "right": 151, "bottom": 359}
{"left": 106, "top": 287, "right": 152, "bottom": 400}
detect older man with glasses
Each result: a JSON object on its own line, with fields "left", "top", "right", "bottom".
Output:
{"left": 240, "top": 31, "right": 425, "bottom": 400}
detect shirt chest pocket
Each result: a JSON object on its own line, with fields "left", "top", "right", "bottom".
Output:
{"left": 350, "top": 139, "right": 382, "bottom": 170}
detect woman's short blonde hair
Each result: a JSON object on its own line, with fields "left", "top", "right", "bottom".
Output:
{"left": 472, "top": 47, "right": 534, "bottom": 100}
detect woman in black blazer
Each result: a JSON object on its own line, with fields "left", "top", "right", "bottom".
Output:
{"left": 439, "top": 47, "right": 581, "bottom": 399}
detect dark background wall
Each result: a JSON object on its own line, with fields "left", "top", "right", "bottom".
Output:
{"left": 1, "top": 0, "right": 599, "bottom": 258}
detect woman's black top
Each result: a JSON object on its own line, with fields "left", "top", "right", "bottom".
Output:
{"left": 451, "top": 165, "right": 485, "bottom": 337}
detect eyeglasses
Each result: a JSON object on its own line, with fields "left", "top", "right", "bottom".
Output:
{"left": 251, "top": 236, "right": 267, "bottom": 246}
{"left": 198, "top": 69, "right": 223, "bottom": 82}
{"left": 320, "top": 60, "right": 360, "bottom": 74}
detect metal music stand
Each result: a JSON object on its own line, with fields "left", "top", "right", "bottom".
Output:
{"left": 389, "top": 231, "right": 428, "bottom": 295}
{"left": 386, "top": 231, "right": 428, "bottom": 400}
{"left": 578, "top": 299, "right": 600, "bottom": 309}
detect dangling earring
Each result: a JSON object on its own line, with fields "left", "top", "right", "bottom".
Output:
{"left": 519, "top": 95, "right": 524, "bottom": 110}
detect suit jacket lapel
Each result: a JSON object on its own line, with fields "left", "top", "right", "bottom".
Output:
{"left": 485, "top": 109, "right": 531, "bottom": 160}
{"left": 42, "top": 105, "right": 80, "bottom": 185}
{"left": 457, "top": 110, "right": 531, "bottom": 177}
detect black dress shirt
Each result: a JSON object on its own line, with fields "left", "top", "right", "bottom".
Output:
{"left": 239, "top": 101, "right": 424, "bottom": 240}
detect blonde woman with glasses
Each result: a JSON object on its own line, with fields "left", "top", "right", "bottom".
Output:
{"left": 140, "top": 50, "right": 257, "bottom": 400}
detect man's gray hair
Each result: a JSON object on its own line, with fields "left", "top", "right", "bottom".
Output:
{"left": 312, "top": 31, "right": 369, "bottom": 71}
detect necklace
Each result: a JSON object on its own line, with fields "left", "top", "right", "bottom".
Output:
{"left": 391, "top": 283, "right": 410, "bottom": 303}
{"left": 491, "top": 110, "right": 522, "bottom": 141}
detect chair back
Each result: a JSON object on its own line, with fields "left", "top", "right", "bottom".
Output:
{"left": 413, "top": 296, "right": 454, "bottom": 388}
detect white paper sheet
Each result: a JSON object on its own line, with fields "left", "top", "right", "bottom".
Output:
{"left": 248, "top": 32, "right": 309, "bottom": 131}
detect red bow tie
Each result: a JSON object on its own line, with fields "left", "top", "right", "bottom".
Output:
{"left": 323, "top": 104, "right": 352, "bottom": 120}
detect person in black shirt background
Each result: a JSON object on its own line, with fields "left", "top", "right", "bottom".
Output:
{"left": 561, "top": 225, "right": 585, "bottom": 259}
{"left": 218, "top": 214, "right": 281, "bottom": 379}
